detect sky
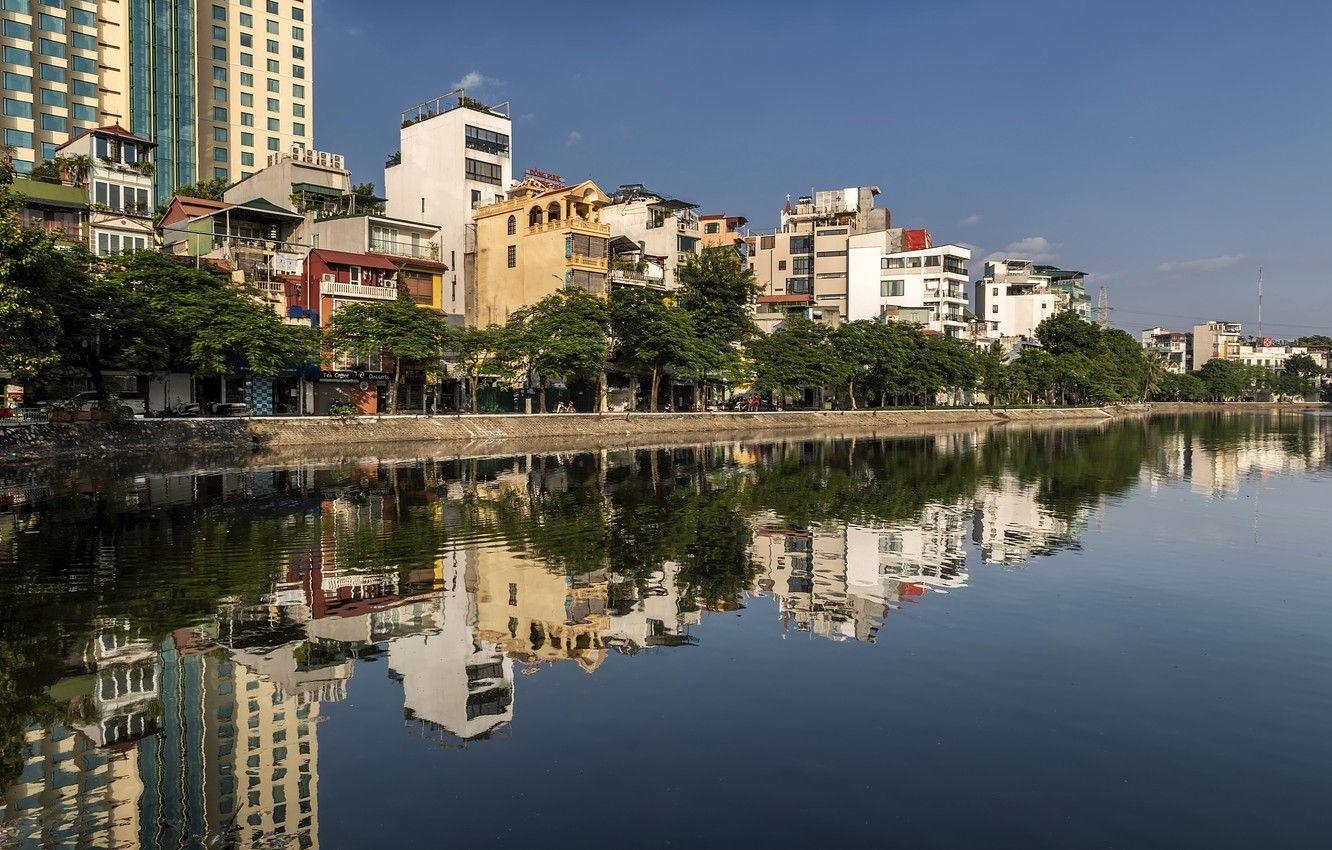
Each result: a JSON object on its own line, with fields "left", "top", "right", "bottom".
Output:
{"left": 312, "top": 0, "right": 1332, "bottom": 337}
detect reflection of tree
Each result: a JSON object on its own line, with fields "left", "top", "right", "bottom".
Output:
{"left": 675, "top": 486, "right": 758, "bottom": 612}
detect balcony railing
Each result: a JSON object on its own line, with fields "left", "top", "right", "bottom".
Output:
{"left": 529, "top": 218, "right": 611, "bottom": 236}
{"left": 321, "top": 280, "right": 397, "bottom": 300}
{"left": 568, "top": 253, "right": 608, "bottom": 271}
{"left": 369, "top": 237, "right": 440, "bottom": 260}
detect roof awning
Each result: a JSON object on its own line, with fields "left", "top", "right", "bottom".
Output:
{"left": 311, "top": 249, "right": 399, "bottom": 271}
{"left": 290, "top": 182, "right": 344, "bottom": 198}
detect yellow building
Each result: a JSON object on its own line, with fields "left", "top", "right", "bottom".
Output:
{"left": 468, "top": 178, "right": 612, "bottom": 327}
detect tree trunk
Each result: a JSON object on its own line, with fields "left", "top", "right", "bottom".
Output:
{"left": 469, "top": 375, "right": 479, "bottom": 414}
{"left": 539, "top": 377, "right": 547, "bottom": 414}
{"left": 650, "top": 367, "right": 660, "bottom": 413}
{"left": 597, "top": 368, "right": 607, "bottom": 413}
{"left": 847, "top": 380, "right": 857, "bottom": 410}
{"left": 388, "top": 357, "right": 401, "bottom": 414}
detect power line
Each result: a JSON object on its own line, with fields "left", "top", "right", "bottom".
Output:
{"left": 1108, "top": 305, "right": 1330, "bottom": 333}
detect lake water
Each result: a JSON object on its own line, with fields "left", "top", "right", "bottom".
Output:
{"left": 1, "top": 413, "right": 1329, "bottom": 849}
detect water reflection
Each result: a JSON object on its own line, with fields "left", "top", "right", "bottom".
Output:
{"left": 0, "top": 412, "right": 1328, "bottom": 848}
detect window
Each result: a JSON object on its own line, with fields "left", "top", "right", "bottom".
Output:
{"left": 267, "top": 0, "right": 278, "bottom": 12}
{"left": 471, "top": 189, "right": 481, "bottom": 207}
{"left": 70, "top": 31, "right": 95, "bottom": 51}
{"left": 506, "top": 215, "right": 516, "bottom": 235}
{"left": 292, "top": 83, "right": 304, "bottom": 98}
{"left": 240, "top": 12, "right": 252, "bottom": 26}
{"left": 240, "top": 32, "right": 252, "bottom": 47}
{"left": 4, "top": 129, "right": 32, "bottom": 149}
{"left": 266, "top": 97, "right": 278, "bottom": 111}
{"left": 816, "top": 250, "right": 846, "bottom": 258}
{"left": 292, "top": 25, "right": 303, "bottom": 40}
{"left": 266, "top": 78, "right": 278, "bottom": 92}
{"left": 213, "top": 127, "right": 228, "bottom": 141}
{"left": 777, "top": 260, "right": 786, "bottom": 271}
{"left": 991, "top": 305, "right": 999, "bottom": 314}
{"left": 465, "top": 158, "right": 503, "bottom": 185}
{"left": 40, "top": 88, "right": 66, "bottom": 106}
{"left": 241, "top": 151, "right": 254, "bottom": 166}
{"left": 506, "top": 245, "right": 516, "bottom": 268}
{"left": 70, "top": 8, "right": 95, "bottom": 26}
{"left": 212, "top": 25, "right": 226, "bottom": 40}
{"left": 212, "top": 4, "right": 226, "bottom": 20}
{"left": 214, "top": 167, "right": 228, "bottom": 179}
{"left": 39, "top": 112, "right": 66, "bottom": 132}
{"left": 38, "top": 39, "right": 62, "bottom": 57}
{"left": 240, "top": 52, "right": 253, "bottom": 66}
{"left": 464, "top": 124, "right": 509, "bottom": 155}
{"left": 266, "top": 39, "right": 278, "bottom": 53}
{"left": 705, "top": 222, "right": 719, "bottom": 234}
{"left": 240, "top": 92, "right": 253, "bottom": 106}
{"left": 3, "top": 73, "right": 31, "bottom": 93}
{"left": 212, "top": 45, "right": 227, "bottom": 60}
{"left": 882, "top": 257, "right": 905, "bottom": 269}
{"left": 792, "top": 256, "right": 813, "bottom": 274}
{"left": 786, "top": 277, "right": 813, "bottom": 294}
{"left": 291, "top": 45, "right": 304, "bottom": 59}
{"left": 907, "top": 256, "right": 923, "bottom": 267}
{"left": 292, "top": 64, "right": 304, "bottom": 79}
{"left": 292, "top": 122, "right": 304, "bottom": 136}
{"left": 214, "top": 146, "right": 228, "bottom": 162}
{"left": 213, "top": 106, "right": 228, "bottom": 121}
{"left": 266, "top": 18, "right": 278, "bottom": 33}
{"left": 924, "top": 255, "right": 942, "bottom": 267}
{"left": 789, "top": 235, "right": 813, "bottom": 254}
{"left": 266, "top": 58, "right": 278, "bottom": 72}
{"left": 991, "top": 287, "right": 998, "bottom": 296}
{"left": 292, "top": 6, "right": 303, "bottom": 20}
{"left": 292, "top": 103, "right": 304, "bottom": 117}
{"left": 70, "top": 55, "right": 94, "bottom": 73}
{"left": 3, "top": 99, "right": 33, "bottom": 119}
{"left": 267, "top": 136, "right": 279, "bottom": 150}
{"left": 3, "top": 19, "right": 30, "bottom": 39}
{"left": 240, "top": 72, "right": 253, "bottom": 86}
{"left": 213, "top": 85, "right": 227, "bottom": 101}
{"left": 241, "top": 131, "right": 253, "bottom": 145}
{"left": 39, "top": 63, "right": 64, "bottom": 82}
{"left": 38, "top": 13, "right": 63, "bottom": 32}
{"left": 240, "top": 112, "right": 253, "bottom": 126}
{"left": 2, "top": 46, "right": 32, "bottom": 66}
{"left": 267, "top": 117, "right": 279, "bottom": 130}
{"left": 881, "top": 280, "right": 905, "bottom": 297}
{"left": 212, "top": 66, "right": 227, "bottom": 82}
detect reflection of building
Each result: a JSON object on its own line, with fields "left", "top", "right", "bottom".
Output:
{"left": 971, "top": 476, "right": 1082, "bottom": 565}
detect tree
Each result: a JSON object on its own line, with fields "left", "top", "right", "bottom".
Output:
{"left": 171, "top": 177, "right": 230, "bottom": 201}
{"left": 450, "top": 325, "right": 499, "bottom": 414}
{"left": 975, "top": 342, "right": 1010, "bottom": 407}
{"left": 1035, "top": 309, "right": 1102, "bottom": 356}
{"left": 1155, "top": 371, "right": 1207, "bottom": 401}
{"left": 495, "top": 290, "right": 608, "bottom": 412}
{"left": 747, "top": 318, "right": 843, "bottom": 405}
{"left": 1141, "top": 349, "right": 1170, "bottom": 401}
{"left": 350, "top": 182, "right": 385, "bottom": 214}
{"left": 610, "top": 287, "right": 703, "bottom": 412}
{"left": 1196, "top": 359, "right": 1257, "bottom": 401}
{"left": 675, "top": 248, "right": 761, "bottom": 378}
{"left": 325, "top": 291, "right": 448, "bottom": 414}
{"left": 1284, "top": 353, "right": 1322, "bottom": 380}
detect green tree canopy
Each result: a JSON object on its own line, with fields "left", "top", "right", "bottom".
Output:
{"left": 609, "top": 286, "right": 704, "bottom": 412}
{"left": 325, "top": 291, "right": 449, "bottom": 413}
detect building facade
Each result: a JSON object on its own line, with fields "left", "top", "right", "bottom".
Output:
{"left": 698, "top": 213, "right": 748, "bottom": 250}
{"left": 1140, "top": 326, "right": 1193, "bottom": 373}
{"left": 1191, "top": 321, "right": 1243, "bottom": 369}
{"left": 56, "top": 124, "right": 156, "bottom": 255}
{"left": 385, "top": 90, "right": 512, "bottom": 320}
{"left": 847, "top": 230, "right": 971, "bottom": 337}
{"left": 599, "top": 183, "right": 700, "bottom": 290}
{"left": 468, "top": 178, "right": 610, "bottom": 328}
{"left": 973, "top": 260, "right": 1066, "bottom": 341}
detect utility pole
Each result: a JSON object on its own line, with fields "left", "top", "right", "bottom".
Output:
{"left": 1095, "top": 284, "right": 1111, "bottom": 328}
{"left": 1257, "top": 266, "right": 1264, "bottom": 340}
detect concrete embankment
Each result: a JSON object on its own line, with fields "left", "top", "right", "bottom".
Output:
{"left": 0, "top": 402, "right": 1323, "bottom": 466}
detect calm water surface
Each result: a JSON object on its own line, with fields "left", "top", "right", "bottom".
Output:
{"left": 1, "top": 413, "right": 1330, "bottom": 849}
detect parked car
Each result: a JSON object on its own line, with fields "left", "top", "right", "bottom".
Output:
{"left": 72, "top": 391, "right": 146, "bottom": 418}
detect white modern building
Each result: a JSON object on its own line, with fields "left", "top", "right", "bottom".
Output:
{"left": 599, "top": 184, "right": 700, "bottom": 289}
{"left": 973, "top": 260, "right": 1068, "bottom": 341}
{"left": 1140, "top": 327, "right": 1193, "bottom": 373}
{"left": 847, "top": 235, "right": 971, "bottom": 336}
{"left": 1191, "top": 321, "right": 1243, "bottom": 370}
{"left": 384, "top": 90, "right": 513, "bottom": 320}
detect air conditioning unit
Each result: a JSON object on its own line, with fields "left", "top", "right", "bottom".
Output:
{"left": 321, "top": 274, "right": 337, "bottom": 283}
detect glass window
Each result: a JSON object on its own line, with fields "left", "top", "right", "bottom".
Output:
{"left": 293, "top": 122, "right": 304, "bottom": 136}
{"left": 266, "top": 1, "right": 278, "bottom": 13}
{"left": 3, "top": 99, "right": 33, "bottom": 119}
{"left": 266, "top": 78, "right": 278, "bottom": 92}
{"left": 70, "top": 8, "right": 95, "bottom": 26}
{"left": 214, "top": 167, "right": 228, "bottom": 179}
{"left": 70, "top": 55, "right": 94, "bottom": 73}
{"left": 3, "top": 72, "right": 32, "bottom": 93}
{"left": 266, "top": 59, "right": 278, "bottom": 72}
{"left": 464, "top": 158, "right": 503, "bottom": 185}
{"left": 212, "top": 4, "right": 226, "bottom": 20}
{"left": 39, "top": 63, "right": 64, "bottom": 82}
{"left": 266, "top": 97, "right": 278, "bottom": 111}
{"left": 241, "top": 151, "right": 253, "bottom": 166}
{"left": 240, "top": 52, "right": 253, "bottom": 66}
{"left": 292, "top": 64, "right": 304, "bottom": 79}
{"left": 212, "top": 45, "right": 227, "bottom": 60}
{"left": 292, "top": 103, "right": 304, "bottom": 117}
{"left": 240, "top": 32, "right": 251, "bottom": 47}
{"left": 240, "top": 72, "right": 253, "bottom": 86}
{"left": 292, "top": 83, "right": 304, "bottom": 98}
{"left": 213, "top": 146, "right": 227, "bottom": 162}
{"left": 2, "top": 0, "right": 26, "bottom": 10}
{"left": 291, "top": 45, "right": 303, "bottom": 59}
{"left": 880, "top": 280, "right": 905, "bottom": 297}
{"left": 267, "top": 136, "right": 279, "bottom": 151}
{"left": 70, "top": 31, "right": 94, "bottom": 50}
{"left": 241, "top": 131, "right": 253, "bottom": 145}
{"left": 38, "top": 13, "right": 63, "bottom": 33}
{"left": 3, "top": 19, "right": 31, "bottom": 39}
{"left": 2, "top": 46, "right": 32, "bottom": 66}
{"left": 292, "top": 26, "right": 303, "bottom": 40}
{"left": 39, "top": 38, "right": 62, "bottom": 57}
{"left": 240, "top": 92, "right": 253, "bottom": 106}
{"left": 4, "top": 129, "right": 33, "bottom": 149}
{"left": 39, "top": 88, "right": 66, "bottom": 106}
{"left": 212, "top": 25, "right": 226, "bottom": 40}
{"left": 213, "top": 66, "right": 227, "bottom": 81}
{"left": 240, "top": 112, "right": 253, "bottom": 126}
{"left": 292, "top": 5, "right": 303, "bottom": 20}
{"left": 70, "top": 101, "right": 93, "bottom": 121}
{"left": 267, "top": 117, "right": 278, "bottom": 130}
{"left": 39, "top": 112, "right": 66, "bottom": 131}
{"left": 266, "top": 39, "right": 277, "bottom": 53}
{"left": 213, "top": 85, "right": 227, "bottom": 101}
{"left": 213, "top": 127, "right": 228, "bottom": 141}
{"left": 239, "top": 11, "right": 252, "bottom": 26}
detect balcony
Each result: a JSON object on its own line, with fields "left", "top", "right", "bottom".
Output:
{"left": 369, "top": 237, "right": 440, "bottom": 261}
{"left": 568, "top": 253, "right": 608, "bottom": 272}
{"left": 321, "top": 280, "right": 397, "bottom": 300}
{"left": 529, "top": 218, "right": 610, "bottom": 236}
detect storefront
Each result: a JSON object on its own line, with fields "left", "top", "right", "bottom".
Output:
{"left": 314, "top": 370, "right": 391, "bottom": 415}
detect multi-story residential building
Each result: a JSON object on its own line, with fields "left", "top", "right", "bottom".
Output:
{"left": 1140, "top": 326, "right": 1193, "bottom": 373}
{"left": 973, "top": 260, "right": 1068, "bottom": 341}
{"left": 468, "top": 177, "right": 611, "bottom": 328}
{"left": 0, "top": 0, "right": 122, "bottom": 174}
{"left": 55, "top": 124, "right": 156, "bottom": 255}
{"left": 745, "top": 186, "right": 892, "bottom": 329}
{"left": 599, "top": 183, "right": 700, "bottom": 289}
{"left": 698, "top": 212, "right": 748, "bottom": 251}
{"left": 608, "top": 235, "right": 668, "bottom": 291}
{"left": 385, "top": 90, "right": 513, "bottom": 320}
{"left": 8, "top": 175, "right": 87, "bottom": 246}
{"left": 196, "top": 0, "right": 312, "bottom": 186}
{"left": 1191, "top": 320, "right": 1243, "bottom": 369}
{"left": 847, "top": 231, "right": 972, "bottom": 337}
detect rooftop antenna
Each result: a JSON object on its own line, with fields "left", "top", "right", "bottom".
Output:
{"left": 1257, "top": 266, "right": 1264, "bottom": 340}
{"left": 1095, "top": 283, "right": 1111, "bottom": 328}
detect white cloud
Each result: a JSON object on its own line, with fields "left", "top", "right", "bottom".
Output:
{"left": 565, "top": 130, "right": 583, "bottom": 146}
{"left": 450, "top": 71, "right": 501, "bottom": 91}
{"left": 1156, "top": 255, "right": 1244, "bottom": 274}
{"left": 959, "top": 214, "right": 981, "bottom": 227}
{"left": 985, "top": 235, "right": 1058, "bottom": 263}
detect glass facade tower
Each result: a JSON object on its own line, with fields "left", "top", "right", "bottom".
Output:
{"left": 129, "top": 0, "right": 197, "bottom": 201}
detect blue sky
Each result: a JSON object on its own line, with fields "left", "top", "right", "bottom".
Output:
{"left": 313, "top": 0, "right": 1332, "bottom": 336}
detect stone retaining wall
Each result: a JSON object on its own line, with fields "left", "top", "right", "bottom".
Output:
{"left": 1, "top": 402, "right": 1322, "bottom": 465}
